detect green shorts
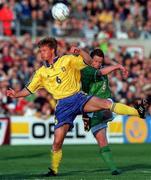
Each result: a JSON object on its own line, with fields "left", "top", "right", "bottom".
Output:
{"left": 89, "top": 110, "right": 113, "bottom": 135}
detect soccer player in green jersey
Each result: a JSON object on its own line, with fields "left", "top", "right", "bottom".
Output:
{"left": 81, "top": 49, "right": 128, "bottom": 175}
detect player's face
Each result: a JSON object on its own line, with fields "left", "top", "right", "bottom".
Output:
{"left": 92, "top": 55, "right": 103, "bottom": 69}
{"left": 39, "top": 46, "right": 54, "bottom": 61}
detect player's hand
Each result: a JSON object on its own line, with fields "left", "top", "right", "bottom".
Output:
{"left": 122, "top": 68, "right": 128, "bottom": 78}
{"left": 69, "top": 46, "right": 80, "bottom": 55}
{"left": 6, "top": 88, "right": 16, "bottom": 98}
{"left": 117, "top": 64, "right": 128, "bottom": 78}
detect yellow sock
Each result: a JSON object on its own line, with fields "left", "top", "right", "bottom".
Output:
{"left": 110, "top": 103, "right": 139, "bottom": 117}
{"left": 51, "top": 149, "right": 62, "bottom": 174}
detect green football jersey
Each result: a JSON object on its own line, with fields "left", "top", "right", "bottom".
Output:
{"left": 81, "top": 66, "right": 113, "bottom": 128}
{"left": 81, "top": 66, "right": 112, "bottom": 99}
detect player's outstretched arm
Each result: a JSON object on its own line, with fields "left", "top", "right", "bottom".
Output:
{"left": 79, "top": 49, "right": 93, "bottom": 66}
{"left": 6, "top": 88, "right": 31, "bottom": 98}
{"left": 100, "top": 64, "right": 128, "bottom": 77}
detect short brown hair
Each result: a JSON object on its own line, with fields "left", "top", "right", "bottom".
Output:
{"left": 37, "top": 37, "right": 57, "bottom": 54}
{"left": 90, "top": 48, "right": 104, "bottom": 59}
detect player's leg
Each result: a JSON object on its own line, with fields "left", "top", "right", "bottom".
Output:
{"left": 95, "top": 128, "right": 121, "bottom": 175}
{"left": 84, "top": 96, "right": 145, "bottom": 118}
{"left": 46, "top": 124, "right": 70, "bottom": 176}
{"left": 45, "top": 92, "right": 92, "bottom": 176}
{"left": 53, "top": 124, "right": 70, "bottom": 151}
{"left": 89, "top": 110, "right": 120, "bottom": 175}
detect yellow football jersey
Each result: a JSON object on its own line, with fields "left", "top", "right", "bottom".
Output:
{"left": 26, "top": 55, "right": 87, "bottom": 99}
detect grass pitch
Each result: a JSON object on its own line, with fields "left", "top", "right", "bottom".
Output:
{"left": 0, "top": 144, "right": 151, "bottom": 180}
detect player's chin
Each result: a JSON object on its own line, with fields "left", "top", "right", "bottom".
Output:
{"left": 42, "top": 57, "right": 48, "bottom": 61}
{"left": 41, "top": 55, "right": 48, "bottom": 60}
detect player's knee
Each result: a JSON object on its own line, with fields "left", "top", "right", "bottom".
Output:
{"left": 100, "top": 141, "right": 108, "bottom": 147}
{"left": 53, "top": 139, "right": 63, "bottom": 151}
{"left": 97, "top": 98, "right": 112, "bottom": 109}
{"left": 97, "top": 138, "right": 108, "bottom": 147}
{"left": 95, "top": 130, "right": 108, "bottom": 147}
{"left": 104, "top": 99, "right": 112, "bottom": 109}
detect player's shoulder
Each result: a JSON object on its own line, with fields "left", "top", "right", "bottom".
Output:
{"left": 60, "top": 54, "right": 79, "bottom": 60}
{"left": 84, "top": 66, "right": 97, "bottom": 72}
{"left": 38, "top": 65, "right": 45, "bottom": 70}
{"left": 81, "top": 66, "right": 97, "bottom": 76}
{"left": 55, "top": 55, "right": 71, "bottom": 65}
{"left": 36, "top": 65, "right": 46, "bottom": 74}
{"left": 58, "top": 54, "right": 82, "bottom": 65}
{"left": 28, "top": 67, "right": 43, "bottom": 80}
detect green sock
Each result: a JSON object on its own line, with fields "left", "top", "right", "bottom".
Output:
{"left": 100, "top": 146, "right": 118, "bottom": 172}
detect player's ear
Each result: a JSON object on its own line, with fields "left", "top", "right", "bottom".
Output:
{"left": 50, "top": 48, "right": 55, "bottom": 54}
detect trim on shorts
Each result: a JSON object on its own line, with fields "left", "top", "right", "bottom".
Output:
{"left": 81, "top": 95, "right": 93, "bottom": 113}
{"left": 91, "top": 123, "right": 107, "bottom": 136}
{"left": 54, "top": 121, "right": 74, "bottom": 131}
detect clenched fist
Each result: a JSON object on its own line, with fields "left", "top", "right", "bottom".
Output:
{"left": 6, "top": 88, "right": 16, "bottom": 98}
{"left": 69, "top": 46, "right": 80, "bottom": 55}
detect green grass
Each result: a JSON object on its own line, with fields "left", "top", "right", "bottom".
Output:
{"left": 0, "top": 144, "right": 151, "bottom": 180}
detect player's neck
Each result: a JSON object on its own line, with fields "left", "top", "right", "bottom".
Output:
{"left": 47, "top": 54, "right": 55, "bottom": 64}
{"left": 44, "top": 55, "right": 59, "bottom": 67}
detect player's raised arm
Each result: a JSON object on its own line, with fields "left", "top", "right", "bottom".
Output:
{"left": 100, "top": 64, "right": 128, "bottom": 78}
{"left": 79, "top": 49, "right": 93, "bottom": 66}
{"left": 6, "top": 87, "right": 31, "bottom": 98}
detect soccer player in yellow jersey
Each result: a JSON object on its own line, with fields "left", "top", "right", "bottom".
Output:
{"left": 6, "top": 37, "right": 146, "bottom": 176}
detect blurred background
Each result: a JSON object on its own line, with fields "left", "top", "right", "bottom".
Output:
{"left": 0, "top": 0, "right": 151, "bottom": 145}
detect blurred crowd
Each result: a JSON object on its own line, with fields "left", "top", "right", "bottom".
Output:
{"left": 0, "top": 34, "right": 151, "bottom": 119}
{"left": 0, "top": 0, "right": 151, "bottom": 118}
{"left": 0, "top": 0, "right": 151, "bottom": 40}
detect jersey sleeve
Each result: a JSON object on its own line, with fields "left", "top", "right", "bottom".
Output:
{"left": 81, "top": 67, "right": 100, "bottom": 93}
{"left": 84, "top": 67, "right": 101, "bottom": 81}
{"left": 26, "top": 70, "right": 43, "bottom": 93}
{"left": 68, "top": 54, "right": 87, "bottom": 70}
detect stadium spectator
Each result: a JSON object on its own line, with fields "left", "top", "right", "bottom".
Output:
{"left": 143, "top": 0, "right": 151, "bottom": 21}
{"left": 71, "top": 3, "right": 87, "bottom": 20}
{"left": 98, "top": 8, "right": 113, "bottom": 24}
{"left": 140, "top": 21, "right": 151, "bottom": 40}
{"left": 82, "top": 20, "right": 99, "bottom": 41}
{"left": 0, "top": 1, "right": 14, "bottom": 36}
{"left": 20, "top": 0, "right": 31, "bottom": 21}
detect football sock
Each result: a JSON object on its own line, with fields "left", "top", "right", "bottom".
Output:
{"left": 51, "top": 149, "right": 62, "bottom": 174}
{"left": 110, "top": 103, "right": 139, "bottom": 117}
{"left": 100, "top": 146, "right": 118, "bottom": 172}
